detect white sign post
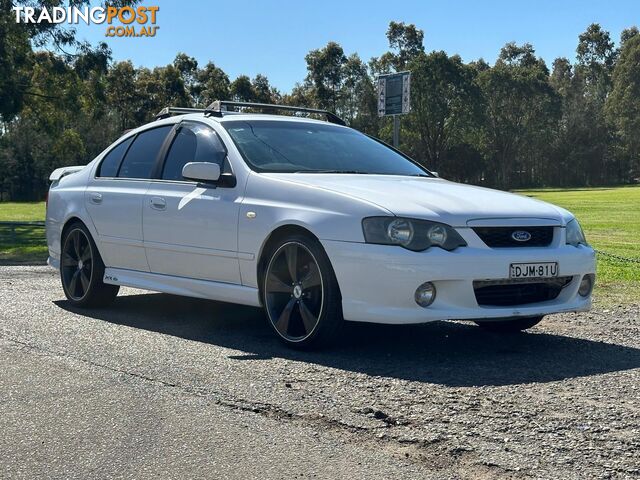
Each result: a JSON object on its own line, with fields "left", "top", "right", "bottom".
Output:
{"left": 377, "top": 71, "right": 411, "bottom": 148}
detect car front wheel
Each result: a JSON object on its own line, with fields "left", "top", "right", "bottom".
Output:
{"left": 60, "top": 222, "right": 119, "bottom": 307}
{"left": 262, "top": 234, "right": 343, "bottom": 349}
{"left": 474, "top": 315, "right": 544, "bottom": 332}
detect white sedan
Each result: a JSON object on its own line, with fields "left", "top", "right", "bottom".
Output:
{"left": 46, "top": 102, "right": 596, "bottom": 348}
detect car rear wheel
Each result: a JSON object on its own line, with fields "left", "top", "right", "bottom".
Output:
{"left": 60, "top": 222, "right": 119, "bottom": 307}
{"left": 262, "top": 235, "right": 343, "bottom": 349}
{"left": 474, "top": 315, "right": 544, "bottom": 332}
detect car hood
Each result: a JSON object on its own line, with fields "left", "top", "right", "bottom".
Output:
{"left": 267, "top": 174, "right": 571, "bottom": 227}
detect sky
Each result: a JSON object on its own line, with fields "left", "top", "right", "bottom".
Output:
{"left": 73, "top": 0, "right": 639, "bottom": 92}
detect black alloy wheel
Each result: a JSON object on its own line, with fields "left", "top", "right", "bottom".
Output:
{"left": 60, "top": 222, "right": 119, "bottom": 307}
{"left": 61, "top": 227, "right": 93, "bottom": 301}
{"left": 263, "top": 236, "right": 343, "bottom": 348}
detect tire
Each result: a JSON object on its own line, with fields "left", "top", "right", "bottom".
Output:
{"left": 474, "top": 315, "right": 544, "bottom": 333}
{"left": 262, "top": 234, "right": 343, "bottom": 349}
{"left": 60, "top": 222, "right": 119, "bottom": 308}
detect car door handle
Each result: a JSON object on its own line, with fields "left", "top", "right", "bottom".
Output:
{"left": 150, "top": 196, "right": 166, "bottom": 210}
{"left": 90, "top": 193, "right": 103, "bottom": 204}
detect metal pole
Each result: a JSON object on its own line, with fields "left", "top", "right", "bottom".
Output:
{"left": 393, "top": 115, "right": 400, "bottom": 148}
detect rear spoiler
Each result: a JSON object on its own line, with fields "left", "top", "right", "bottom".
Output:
{"left": 49, "top": 166, "right": 84, "bottom": 182}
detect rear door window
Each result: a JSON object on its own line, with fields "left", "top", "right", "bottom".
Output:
{"left": 162, "top": 123, "right": 227, "bottom": 181}
{"left": 117, "top": 126, "right": 172, "bottom": 179}
{"left": 97, "top": 136, "right": 133, "bottom": 177}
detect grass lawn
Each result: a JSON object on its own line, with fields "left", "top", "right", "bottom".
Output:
{"left": 518, "top": 186, "right": 640, "bottom": 305}
{"left": 0, "top": 202, "right": 48, "bottom": 264}
{"left": 0, "top": 201, "right": 46, "bottom": 221}
{"left": 1, "top": 187, "right": 638, "bottom": 304}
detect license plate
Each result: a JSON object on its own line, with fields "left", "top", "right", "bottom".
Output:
{"left": 509, "top": 262, "right": 558, "bottom": 279}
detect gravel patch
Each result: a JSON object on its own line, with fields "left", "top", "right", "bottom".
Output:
{"left": 1, "top": 266, "right": 638, "bottom": 479}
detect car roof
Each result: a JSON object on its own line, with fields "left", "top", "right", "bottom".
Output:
{"left": 189, "top": 112, "right": 347, "bottom": 127}
{"left": 118, "top": 111, "right": 349, "bottom": 143}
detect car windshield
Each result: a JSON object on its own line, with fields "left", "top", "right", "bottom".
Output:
{"left": 222, "top": 120, "right": 431, "bottom": 176}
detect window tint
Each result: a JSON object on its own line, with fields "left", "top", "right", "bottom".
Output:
{"left": 162, "top": 123, "right": 226, "bottom": 181}
{"left": 223, "top": 120, "right": 430, "bottom": 176}
{"left": 97, "top": 137, "right": 133, "bottom": 177}
{"left": 117, "top": 126, "right": 172, "bottom": 179}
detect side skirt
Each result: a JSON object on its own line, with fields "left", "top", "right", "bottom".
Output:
{"left": 103, "top": 267, "right": 261, "bottom": 307}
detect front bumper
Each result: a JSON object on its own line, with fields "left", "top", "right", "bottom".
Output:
{"left": 321, "top": 240, "right": 596, "bottom": 324}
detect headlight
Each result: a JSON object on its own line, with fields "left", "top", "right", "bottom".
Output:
{"left": 362, "top": 217, "right": 467, "bottom": 251}
{"left": 566, "top": 218, "right": 588, "bottom": 246}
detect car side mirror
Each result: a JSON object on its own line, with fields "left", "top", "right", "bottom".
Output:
{"left": 432, "top": 171, "right": 439, "bottom": 178}
{"left": 182, "top": 162, "right": 221, "bottom": 183}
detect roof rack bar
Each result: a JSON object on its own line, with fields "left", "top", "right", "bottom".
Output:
{"left": 155, "top": 102, "right": 347, "bottom": 126}
{"left": 156, "top": 107, "right": 206, "bottom": 120}
{"left": 204, "top": 100, "right": 346, "bottom": 126}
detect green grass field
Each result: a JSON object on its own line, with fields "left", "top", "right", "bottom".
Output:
{"left": 0, "top": 202, "right": 48, "bottom": 264}
{"left": 1, "top": 187, "right": 638, "bottom": 304}
{"left": 518, "top": 186, "right": 639, "bottom": 305}
{"left": 0, "top": 201, "right": 46, "bottom": 222}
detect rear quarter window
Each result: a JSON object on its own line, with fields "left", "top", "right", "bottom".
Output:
{"left": 97, "top": 137, "right": 134, "bottom": 177}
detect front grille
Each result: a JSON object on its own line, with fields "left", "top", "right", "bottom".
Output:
{"left": 473, "top": 277, "right": 573, "bottom": 307}
{"left": 473, "top": 226, "right": 554, "bottom": 248}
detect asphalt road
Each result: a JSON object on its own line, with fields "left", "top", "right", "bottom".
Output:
{"left": 1, "top": 266, "right": 638, "bottom": 479}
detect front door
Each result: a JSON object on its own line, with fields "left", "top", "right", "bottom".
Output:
{"left": 143, "top": 121, "right": 242, "bottom": 284}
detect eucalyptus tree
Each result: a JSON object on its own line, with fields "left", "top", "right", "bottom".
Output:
{"left": 230, "top": 75, "right": 254, "bottom": 102}
{"left": 194, "top": 61, "right": 230, "bottom": 107}
{"left": 406, "top": 51, "right": 482, "bottom": 176}
{"left": 304, "top": 41, "right": 347, "bottom": 111}
{"left": 606, "top": 31, "right": 640, "bottom": 181}
{"left": 478, "top": 43, "right": 560, "bottom": 188}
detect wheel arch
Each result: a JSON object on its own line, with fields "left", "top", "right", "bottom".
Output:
{"left": 256, "top": 224, "right": 340, "bottom": 305}
{"left": 60, "top": 216, "right": 105, "bottom": 260}
{"left": 61, "top": 216, "right": 85, "bottom": 237}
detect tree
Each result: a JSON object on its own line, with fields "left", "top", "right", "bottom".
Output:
{"left": 406, "top": 51, "right": 481, "bottom": 173}
{"left": 0, "top": 0, "right": 32, "bottom": 120}
{"left": 620, "top": 27, "right": 639, "bottom": 47}
{"left": 371, "top": 21, "right": 425, "bottom": 73}
{"left": 136, "top": 65, "right": 190, "bottom": 122}
{"left": 2, "top": 17, "right": 640, "bottom": 202}
{"left": 252, "top": 74, "right": 279, "bottom": 104}
{"left": 282, "top": 83, "right": 313, "bottom": 107}
{"left": 195, "top": 61, "right": 230, "bottom": 106}
{"left": 230, "top": 75, "right": 254, "bottom": 102}
{"left": 106, "top": 61, "right": 140, "bottom": 131}
{"left": 304, "top": 42, "right": 346, "bottom": 111}
{"left": 566, "top": 24, "right": 617, "bottom": 184}
{"left": 576, "top": 23, "right": 616, "bottom": 105}
{"left": 478, "top": 43, "right": 560, "bottom": 188}
{"left": 173, "top": 53, "right": 199, "bottom": 104}
{"left": 339, "top": 54, "right": 376, "bottom": 130}
{"left": 606, "top": 33, "right": 640, "bottom": 180}
{"left": 0, "top": 0, "right": 135, "bottom": 120}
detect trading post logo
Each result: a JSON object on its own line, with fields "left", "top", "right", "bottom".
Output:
{"left": 12, "top": 5, "right": 160, "bottom": 38}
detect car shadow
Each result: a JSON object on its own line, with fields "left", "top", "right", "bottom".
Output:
{"left": 55, "top": 292, "right": 640, "bottom": 388}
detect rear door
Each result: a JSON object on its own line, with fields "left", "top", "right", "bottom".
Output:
{"left": 143, "top": 121, "right": 242, "bottom": 284}
{"left": 85, "top": 125, "right": 173, "bottom": 271}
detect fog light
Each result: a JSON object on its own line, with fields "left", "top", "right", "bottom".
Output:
{"left": 415, "top": 282, "right": 436, "bottom": 307}
{"left": 578, "top": 274, "right": 594, "bottom": 297}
